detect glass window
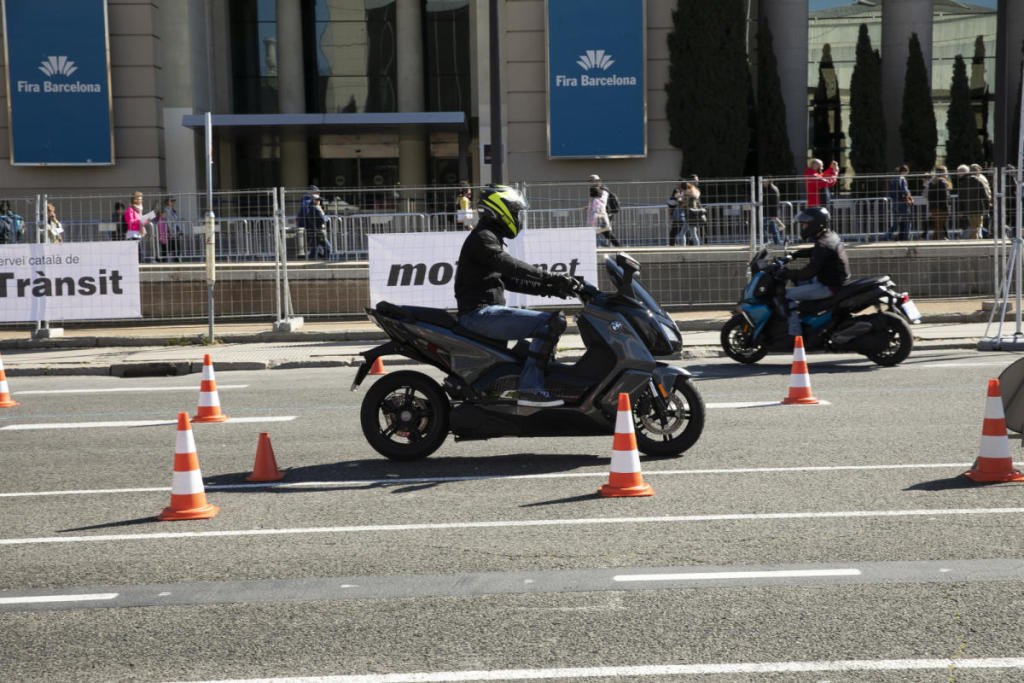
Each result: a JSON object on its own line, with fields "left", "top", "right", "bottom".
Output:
{"left": 423, "top": 0, "right": 470, "bottom": 114}
{"left": 230, "top": 0, "right": 279, "bottom": 114}
{"left": 306, "top": 0, "right": 397, "bottom": 113}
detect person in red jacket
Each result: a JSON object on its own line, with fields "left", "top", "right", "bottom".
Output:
{"left": 805, "top": 158, "right": 838, "bottom": 207}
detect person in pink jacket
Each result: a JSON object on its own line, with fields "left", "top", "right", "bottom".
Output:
{"left": 123, "top": 191, "right": 150, "bottom": 258}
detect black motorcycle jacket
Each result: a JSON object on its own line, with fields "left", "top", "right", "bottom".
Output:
{"left": 454, "top": 217, "right": 561, "bottom": 314}
{"left": 784, "top": 230, "right": 850, "bottom": 289}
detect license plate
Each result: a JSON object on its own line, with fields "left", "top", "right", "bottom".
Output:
{"left": 901, "top": 299, "right": 921, "bottom": 323}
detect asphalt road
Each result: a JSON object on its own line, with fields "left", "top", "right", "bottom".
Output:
{"left": 3, "top": 349, "right": 1024, "bottom": 682}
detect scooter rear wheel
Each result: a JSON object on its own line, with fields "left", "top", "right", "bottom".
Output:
{"left": 633, "top": 377, "right": 705, "bottom": 458}
{"left": 721, "top": 314, "right": 768, "bottom": 364}
{"left": 360, "top": 370, "right": 450, "bottom": 460}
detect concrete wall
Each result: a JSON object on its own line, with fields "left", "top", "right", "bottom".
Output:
{"left": 132, "top": 243, "right": 997, "bottom": 319}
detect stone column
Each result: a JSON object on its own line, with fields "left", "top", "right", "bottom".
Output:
{"left": 760, "top": 0, "right": 809, "bottom": 173}
{"left": 881, "top": 0, "right": 933, "bottom": 168}
{"left": 158, "top": 0, "right": 199, "bottom": 199}
{"left": 277, "top": 0, "right": 307, "bottom": 188}
{"left": 397, "top": 0, "right": 427, "bottom": 190}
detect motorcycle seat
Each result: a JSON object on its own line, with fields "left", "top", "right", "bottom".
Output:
{"left": 375, "top": 301, "right": 510, "bottom": 350}
{"left": 376, "top": 301, "right": 457, "bottom": 329}
{"left": 796, "top": 276, "right": 891, "bottom": 312}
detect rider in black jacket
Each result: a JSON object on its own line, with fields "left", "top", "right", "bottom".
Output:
{"left": 455, "top": 185, "right": 579, "bottom": 408}
{"left": 779, "top": 206, "right": 850, "bottom": 336}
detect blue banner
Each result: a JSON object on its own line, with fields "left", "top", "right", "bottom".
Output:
{"left": 3, "top": 0, "right": 114, "bottom": 165}
{"left": 546, "top": 0, "right": 645, "bottom": 158}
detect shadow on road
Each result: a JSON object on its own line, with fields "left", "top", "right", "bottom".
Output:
{"left": 203, "top": 452, "right": 604, "bottom": 494}
{"left": 904, "top": 474, "right": 1008, "bottom": 491}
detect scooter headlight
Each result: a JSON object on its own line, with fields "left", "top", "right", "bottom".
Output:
{"left": 659, "top": 321, "right": 680, "bottom": 343}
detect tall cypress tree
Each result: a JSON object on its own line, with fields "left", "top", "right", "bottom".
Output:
{"left": 946, "top": 54, "right": 983, "bottom": 168}
{"left": 848, "top": 24, "right": 886, "bottom": 176}
{"left": 666, "top": 0, "right": 751, "bottom": 177}
{"left": 811, "top": 45, "right": 841, "bottom": 168}
{"left": 899, "top": 33, "right": 937, "bottom": 175}
{"left": 756, "top": 17, "right": 794, "bottom": 175}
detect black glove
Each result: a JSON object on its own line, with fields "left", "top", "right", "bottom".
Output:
{"left": 776, "top": 267, "right": 791, "bottom": 281}
{"left": 546, "top": 273, "right": 577, "bottom": 298}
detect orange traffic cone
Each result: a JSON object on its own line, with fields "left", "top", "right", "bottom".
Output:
{"left": 781, "top": 335, "right": 819, "bottom": 405}
{"left": 193, "top": 354, "right": 229, "bottom": 423}
{"left": 369, "top": 356, "right": 386, "bottom": 375}
{"left": 964, "top": 379, "right": 1024, "bottom": 483}
{"left": 599, "top": 393, "right": 654, "bottom": 498}
{"left": 158, "top": 413, "right": 219, "bottom": 520}
{"left": 0, "top": 352, "right": 18, "bottom": 408}
{"left": 246, "top": 432, "right": 285, "bottom": 482}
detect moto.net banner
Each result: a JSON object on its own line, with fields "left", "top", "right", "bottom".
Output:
{"left": 0, "top": 242, "right": 141, "bottom": 322}
{"left": 546, "top": 0, "right": 645, "bottom": 158}
{"left": 368, "top": 228, "right": 598, "bottom": 310}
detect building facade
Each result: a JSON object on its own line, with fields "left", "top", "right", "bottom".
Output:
{"left": 0, "top": 0, "right": 1020, "bottom": 198}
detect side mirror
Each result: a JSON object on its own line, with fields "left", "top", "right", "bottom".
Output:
{"left": 615, "top": 251, "right": 640, "bottom": 294}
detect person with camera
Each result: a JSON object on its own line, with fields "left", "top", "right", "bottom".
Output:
{"left": 455, "top": 185, "right": 582, "bottom": 408}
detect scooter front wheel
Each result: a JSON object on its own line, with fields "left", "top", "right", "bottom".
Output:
{"left": 720, "top": 314, "right": 768, "bottom": 364}
{"left": 360, "top": 370, "right": 450, "bottom": 460}
{"left": 633, "top": 377, "right": 705, "bottom": 458}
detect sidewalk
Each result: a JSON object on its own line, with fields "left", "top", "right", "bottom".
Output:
{"left": 0, "top": 298, "right": 1012, "bottom": 377}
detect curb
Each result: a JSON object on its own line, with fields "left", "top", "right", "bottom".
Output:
{"left": 1, "top": 338, "right": 987, "bottom": 377}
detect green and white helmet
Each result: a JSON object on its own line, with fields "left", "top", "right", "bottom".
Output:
{"left": 478, "top": 185, "right": 528, "bottom": 237}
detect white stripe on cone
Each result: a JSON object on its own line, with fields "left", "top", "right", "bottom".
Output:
{"left": 198, "top": 392, "right": 220, "bottom": 407}
{"left": 202, "top": 364, "right": 215, "bottom": 381}
{"left": 0, "top": 379, "right": 10, "bottom": 394}
{"left": 610, "top": 407, "right": 642, "bottom": 474}
{"left": 175, "top": 429, "right": 196, "bottom": 455}
{"left": 793, "top": 345, "right": 807, "bottom": 362}
{"left": 789, "top": 373, "right": 812, "bottom": 388}
{"left": 171, "top": 469, "right": 205, "bottom": 495}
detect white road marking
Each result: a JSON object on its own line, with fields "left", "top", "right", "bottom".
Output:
{"left": 0, "top": 416, "right": 296, "bottom": 430}
{"left": 613, "top": 568, "right": 861, "bottom": 582}
{"left": 0, "top": 593, "right": 118, "bottom": 605}
{"left": 175, "top": 657, "right": 1024, "bottom": 682}
{"left": 15, "top": 385, "right": 248, "bottom": 395}
{"left": 2, "top": 507, "right": 1022, "bottom": 546}
{"left": 917, "top": 361, "right": 1013, "bottom": 368}
{"left": 0, "top": 462, "right": 972, "bottom": 498}
{"left": 707, "top": 400, "right": 832, "bottom": 408}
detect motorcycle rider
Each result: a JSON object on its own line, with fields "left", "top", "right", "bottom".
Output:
{"left": 454, "top": 185, "right": 581, "bottom": 408}
{"left": 778, "top": 206, "right": 851, "bottom": 337}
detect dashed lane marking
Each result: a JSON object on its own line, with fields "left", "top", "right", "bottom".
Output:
{"left": 0, "top": 462, "right": 971, "bottom": 498}
{"left": 173, "top": 657, "right": 1024, "bottom": 681}
{"left": 0, "top": 593, "right": 118, "bottom": 605}
{"left": 0, "top": 416, "right": 296, "bottom": 430}
{"left": 1, "top": 507, "right": 1022, "bottom": 546}
{"left": 14, "top": 385, "right": 248, "bottom": 395}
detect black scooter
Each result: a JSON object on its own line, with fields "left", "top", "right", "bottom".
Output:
{"left": 720, "top": 246, "right": 920, "bottom": 366}
{"left": 353, "top": 253, "right": 705, "bottom": 460}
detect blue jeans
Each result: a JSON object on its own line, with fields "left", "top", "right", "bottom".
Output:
{"left": 459, "top": 305, "right": 553, "bottom": 393}
{"left": 763, "top": 217, "right": 782, "bottom": 244}
{"left": 888, "top": 205, "right": 911, "bottom": 241}
{"left": 308, "top": 235, "right": 334, "bottom": 259}
{"left": 785, "top": 277, "right": 833, "bottom": 336}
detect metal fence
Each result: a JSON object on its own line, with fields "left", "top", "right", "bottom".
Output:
{"left": 0, "top": 167, "right": 1014, "bottom": 329}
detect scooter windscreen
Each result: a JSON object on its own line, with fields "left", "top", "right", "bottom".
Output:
{"left": 605, "top": 255, "right": 668, "bottom": 318}
{"left": 604, "top": 256, "right": 682, "bottom": 355}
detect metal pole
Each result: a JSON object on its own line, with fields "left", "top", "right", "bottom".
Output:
{"left": 205, "top": 112, "right": 216, "bottom": 343}
{"left": 489, "top": 0, "right": 503, "bottom": 184}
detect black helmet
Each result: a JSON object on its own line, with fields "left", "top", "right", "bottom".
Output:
{"left": 795, "top": 206, "right": 830, "bottom": 241}
{"left": 478, "top": 185, "right": 528, "bottom": 238}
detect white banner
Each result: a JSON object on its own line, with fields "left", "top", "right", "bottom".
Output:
{"left": 0, "top": 242, "right": 141, "bottom": 322}
{"left": 368, "top": 228, "right": 598, "bottom": 309}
